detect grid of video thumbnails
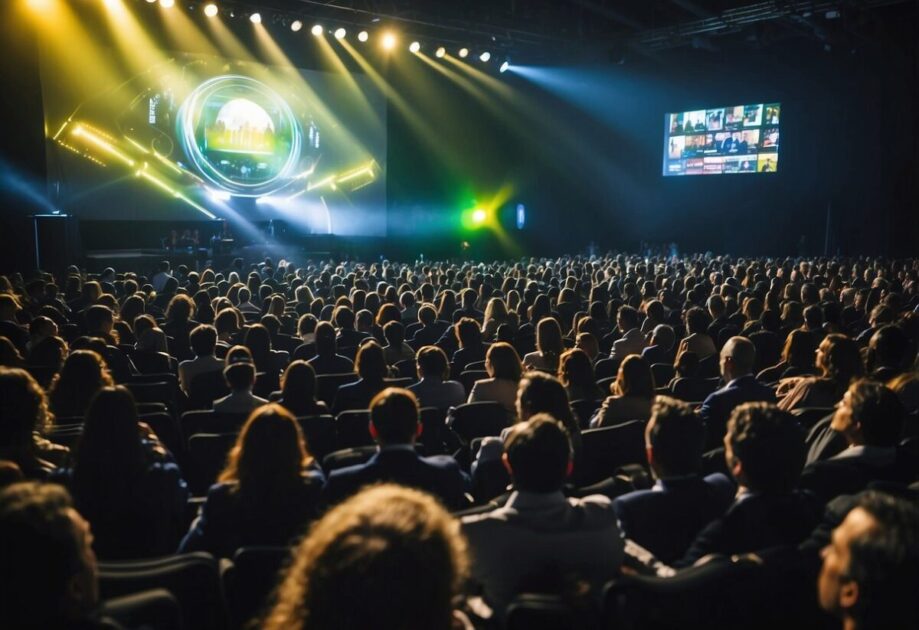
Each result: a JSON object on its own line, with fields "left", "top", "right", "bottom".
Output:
{"left": 663, "top": 103, "right": 780, "bottom": 176}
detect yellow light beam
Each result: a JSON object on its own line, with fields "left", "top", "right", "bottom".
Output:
{"left": 313, "top": 34, "right": 384, "bottom": 133}
{"left": 72, "top": 126, "right": 135, "bottom": 167}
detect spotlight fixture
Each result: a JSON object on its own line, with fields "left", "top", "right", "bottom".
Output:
{"left": 499, "top": 61, "right": 509, "bottom": 73}
{"left": 358, "top": 30, "right": 369, "bottom": 42}
{"left": 381, "top": 32, "right": 397, "bottom": 50}
{"left": 203, "top": 3, "right": 218, "bottom": 18}
{"left": 249, "top": 12, "right": 261, "bottom": 24}
{"left": 334, "top": 27, "right": 346, "bottom": 39}
{"left": 458, "top": 47, "right": 469, "bottom": 58}
{"left": 290, "top": 20, "right": 303, "bottom": 32}
{"left": 435, "top": 46, "right": 446, "bottom": 58}
{"left": 159, "top": 0, "right": 174, "bottom": 7}
{"left": 479, "top": 51, "right": 491, "bottom": 62}
{"left": 409, "top": 41, "right": 421, "bottom": 53}
{"left": 311, "top": 24, "right": 323, "bottom": 36}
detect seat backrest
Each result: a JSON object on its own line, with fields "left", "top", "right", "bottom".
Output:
{"left": 47, "top": 424, "right": 84, "bottom": 449}
{"left": 575, "top": 421, "right": 646, "bottom": 487}
{"left": 571, "top": 398, "right": 601, "bottom": 429}
{"left": 393, "top": 359, "right": 418, "bottom": 379}
{"left": 188, "top": 370, "right": 230, "bottom": 410}
{"left": 139, "top": 411, "right": 183, "bottom": 460}
{"left": 594, "top": 357, "right": 620, "bottom": 380}
{"left": 650, "top": 363, "right": 676, "bottom": 388}
{"left": 790, "top": 407, "right": 835, "bottom": 430}
{"left": 101, "top": 588, "right": 182, "bottom": 630}
{"left": 506, "top": 594, "right": 583, "bottom": 630}
{"left": 449, "top": 401, "right": 511, "bottom": 444}
{"left": 297, "top": 414, "right": 336, "bottom": 461}
{"left": 459, "top": 370, "right": 488, "bottom": 395}
{"left": 182, "top": 410, "right": 248, "bottom": 438}
{"left": 187, "top": 433, "right": 238, "bottom": 495}
{"left": 98, "top": 552, "right": 226, "bottom": 630}
{"left": 419, "top": 406, "right": 448, "bottom": 455}
{"left": 335, "top": 410, "right": 374, "bottom": 449}
{"left": 322, "top": 445, "right": 379, "bottom": 474}
{"left": 316, "top": 373, "right": 359, "bottom": 405}
{"left": 224, "top": 547, "right": 291, "bottom": 630}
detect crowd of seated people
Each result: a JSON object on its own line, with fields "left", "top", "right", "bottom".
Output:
{"left": 0, "top": 252, "right": 917, "bottom": 628}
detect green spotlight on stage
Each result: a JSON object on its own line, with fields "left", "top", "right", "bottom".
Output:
{"left": 472, "top": 208, "right": 487, "bottom": 224}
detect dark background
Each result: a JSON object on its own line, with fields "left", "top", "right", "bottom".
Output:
{"left": 1, "top": 1, "right": 916, "bottom": 271}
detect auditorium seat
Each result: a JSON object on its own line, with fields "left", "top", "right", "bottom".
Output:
{"left": 222, "top": 547, "right": 290, "bottom": 630}
{"left": 334, "top": 410, "right": 375, "bottom": 449}
{"left": 459, "top": 369, "right": 488, "bottom": 395}
{"left": 393, "top": 358, "right": 417, "bottom": 379}
{"left": 574, "top": 421, "right": 646, "bottom": 487}
{"left": 296, "top": 414, "right": 336, "bottom": 461}
{"left": 594, "top": 357, "right": 620, "bottom": 380}
{"left": 187, "top": 432, "right": 237, "bottom": 495}
{"left": 571, "top": 398, "right": 601, "bottom": 429}
{"left": 138, "top": 410, "right": 183, "bottom": 460}
{"left": 419, "top": 406, "right": 448, "bottom": 454}
{"left": 46, "top": 423, "right": 83, "bottom": 449}
{"left": 505, "top": 594, "right": 584, "bottom": 630}
{"left": 181, "top": 409, "right": 248, "bottom": 437}
{"left": 315, "top": 373, "right": 359, "bottom": 406}
{"left": 98, "top": 552, "right": 227, "bottom": 630}
{"left": 650, "top": 363, "right": 675, "bottom": 388}
{"left": 101, "top": 588, "right": 182, "bottom": 630}
{"left": 790, "top": 407, "right": 835, "bottom": 431}
{"left": 448, "top": 401, "right": 511, "bottom": 445}
{"left": 597, "top": 376, "right": 616, "bottom": 394}
{"left": 188, "top": 370, "right": 230, "bottom": 410}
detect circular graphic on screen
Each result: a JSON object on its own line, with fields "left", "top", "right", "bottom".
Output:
{"left": 177, "top": 75, "right": 302, "bottom": 197}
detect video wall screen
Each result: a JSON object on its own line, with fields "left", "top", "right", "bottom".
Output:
{"left": 39, "top": 51, "right": 387, "bottom": 236}
{"left": 662, "top": 103, "right": 780, "bottom": 176}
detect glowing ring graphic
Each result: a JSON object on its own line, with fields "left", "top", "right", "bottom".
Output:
{"left": 178, "top": 75, "right": 302, "bottom": 197}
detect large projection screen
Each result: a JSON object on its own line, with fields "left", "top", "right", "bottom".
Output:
{"left": 663, "top": 103, "right": 780, "bottom": 176}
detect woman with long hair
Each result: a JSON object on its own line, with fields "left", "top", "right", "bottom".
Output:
{"left": 481, "top": 297, "right": 510, "bottom": 341}
{"left": 468, "top": 342, "right": 523, "bottom": 412}
{"left": 0, "top": 367, "right": 63, "bottom": 479}
{"left": 523, "top": 317, "right": 564, "bottom": 373}
{"left": 559, "top": 348, "right": 602, "bottom": 402}
{"left": 590, "top": 354, "right": 655, "bottom": 427}
{"left": 757, "top": 328, "right": 818, "bottom": 383}
{"left": 47, "top": 350, "right": 114, "bottom": 419}
{"left": 244, "top": 323, "right": 290, "bottom": 377}
{"left": 778, "top": 334, "right": 863, "bottom": 411}
{"left": 180, "top": 404, "right": 323, "bottom": 557}
{"left": 63, "top": 386, "right": 186, "bottom": 559}
{"left": 278, "top": 360, "right": 329, "bottom": 417}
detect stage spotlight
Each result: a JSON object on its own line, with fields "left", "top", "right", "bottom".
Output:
{"left": 435, "top": 46, "right": 446, "bottom": 58}
{"left": 159, "top": 0, "right": 174, "bottom": 8}
{"left": 145, "top": 0, "right": 157, "bottom": 3}
{"left": 458, "top": 47, "right": 469, "bottom": 58}
{"left": 409, "top": 41, "right": 421, "bottom": 53}
{"left": 480, "top": 51, "right": 491, "bottom": 62}
{"left": 334, "top": 27, "right": 347, "bottom": 40}
{"left": 311, "top": 24, "right": 323, "bottom": 36}
{"left": 249, "top": 12, "right": 261, "bottom": 24}
{"left": 27, "top": 0, "right": 54, "bottom": 8}
{"left": 381, "top": 32, "right": 397, "bottom": 50}
{"left": 358, "top": 30, "right": 369, "bottom": 42}
{"left": 203, "top": 3, "right": 218, "bottom": 18}
{"left": 472, "top": 208, "right": 487, "bottom": 224}
{"left": 499, "top": 61, "right": 509, "bottom": 73}
{"left": 290, "top": 20, "right": 303, "bottom": 32}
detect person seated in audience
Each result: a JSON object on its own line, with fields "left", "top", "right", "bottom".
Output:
{"left": 888, "top": 371, "right": 919, "bottom": 415}
{"left": 410, "top": 303, "right": 448, "bottom": 347}
{"left": 0, "top": 335, "right": 25, "bottom": 367}
{"left": 132, "top": 314, "right": 168, "bottom": 353}
{"left": 640, "top": 299, "right": 666, "bottom": 335}
{"left": 84, "top": 305, "right": 134, "bottom": 381}
{"left": 452, "top": 317, "right": 488, "bottom": 373}
{"left": 454, "top": 287, "right": 484, "bottom": 322}
{"left": 676, "top": 306, "right": 717, "bottom": 361}
{"left": 382, "top": 321, "right": 415, "bottom": 366}
{"left": 235, "top": 287, "right": 260, "bottom": 315}
{"left": 0, "top": 482, "right": 114, "bottom": 630}
{"left": 854, "top": 303, "right": 895, "bottom": 344}
{"left": 0, "top": 367, "right": 68, "bottom": 479}
{"left": 47, "top": 350, "right": 115, "bottom": 419}
{"left": 178, "top": 324, "right": 223, "bottom": 395}
{"left": 244, "top": 322, "right": 289, "bottom": 377}
{"left": 612, "top": 397, "right": 735, "bottom": 564}
{"left": 575, "top": 330, "right": 600, "bottom": 363}
{"left": 800, "top": 380, "right": 909, "bottom": 504}
{"left": 559, "top": 348, "right": 602, "bottom": 402}
{"left": 306, "top": 321, "right": 354, "bottom": 375}
{"left": 263, "top": 484, "right": 469, "bottom": 630}
{"left": 778, "top": 334, "right": 863, "bottom": 411}
{"left": 818, "top": 491, "right": 919, "bottom": 630}
{"left": 55, "top": 386, "right": 186, "bottom": 559}
{"left": 291, "top": 313, "right": 318, "bottom": 360}
{"left": 333, "top": 305, "right": 369, "bottom": 349}
{"left": 676, "top": 402, "right": 819, "bottom": 567}
{"left": 0, "top": 293, "right": 29, "bottom": 355}
{"left": 698, "top": 336, "right": 775, "bottom": 450}
{"left": 214, "top": 307, "right": 243, "bottom": 348}
{"left": 468, "top": 341, "right": 523, "bottom": 412}
{"left": 641, "top": 323, "right": 676, "bottom": 366}
{"left": 27, "top": 315, "right": 58, "bottom": 354}
{"left": 523, "top": 316, "right": 564, "bottom": 373}
{"left": 332, "top": 341, "right": 389, "bottom": 414}
{"left": 277, "top": 360, "right": 329, "bottom": 417}
{"left": 323, "top": 388, "right": 468, "bottom": 509}
{"left": 213, "top": 346, "right": 269, "bottom": 415}
{"left": 462, "top": 415, "right": 624, "bottom": 614}
{"left": 610, "top": 305, "right": 646, "bottom": 361}
{"left": 151, "top": 259, "right": 173, "bottom": 292}
{"left": 757, "top": 328, "right": 818, "bottom": 383}
{"left": 406, "top": 346, "right": 465, "bottom": 409}
{"left": 162, "top": 294, "right": 197, "bottom": 357}
{"left": 865, "top": 324, "right": 913, "bottom": 382}
{"left": 591, "top": 354, "right": 655, "bottom": 427}
{"left": 181, "top": 404, "right": 323, "bottom": 557}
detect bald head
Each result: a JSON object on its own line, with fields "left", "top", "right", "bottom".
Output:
{"left": 721, "top": 336, "right": 756, "bottom": 379}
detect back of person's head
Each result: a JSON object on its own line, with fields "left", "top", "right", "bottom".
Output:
{"left": 263, "top": 483, "right": 467, "bottom": 630}
{"left": 333, "top": 305, "right": 355, "bottom": 330}
{"left": 651, "top": 324, "right": 676, "bottom": 352}
{"left": 868, "top": 325, "right": 912, "bottom": 374}
{"left": 48, "top": 350, "right": 113, "bottom": 418}
{"left": 782, "top": 329, "right": 817, "bottom": 368}
{"left": 220, "top": 404, "right": 310, "bottom": 495}
{"left": 455, "top": 317, "right": 481, "bottom": 348}
{"left": 84, "top": 304, "right": 113, "bottom": 335}
{"left": 189, "top": 324, "right": 218, "bottom": 358}
{"left": 355, "top": 341, "right": 386, "bottom": 382}
{"left": 558, "top": 348, "right": 597, "bottom": 394}
{"left": 504, "top": 414, "right": 572, "bottom": 493}
{"left": 416, "top": 346, "right": 449, "bottom": 380}
{"left": 418, "top": 304, "right": 436, "bottom": 326}
{"left": 685, "top": 306, "right": 709, "bottom": 335}
{"left": 819, "top": 491, "right": 919, "bottom": 629}
{"left": 0, "top": 367, "right": 51, "bottom": 452}
{"left": 817, "top": 334, "right": 863, "bottom": 385}
{"left": 166, "top": 294, "right": 194, "bottom": 322}
{"left": 615, "top": 354, "right": 654, "bottom": 399}
{"left": 486, "top": 342, "right": 522, "bottom": 381}
{"left": 721, "top": 336, "right": 757, "bottom": 378}
{"left": 314, "top": 321, "right": 337, "bottom": 356}
{"left": 0, "top": 482, "right": 98, "bottom": 629}
{"left": 833, "top": 379, "right": 904, "bottom": 448}
{"left": 617, "top": 305, "right": 640, "bottom": 331}
{"left": 383, "top": 320, "right": 405, "bottom": 346}
{"left": 224, "top": 345, "right": 256, "bottom": 391}
{"left": 297, "top": 314, "right": 318, "bottom": 338}
{"left": 238, "top": 287, "right": 252, "bottom": 304}
{"left": 646, "top": 396, "right": 705, "bottom": 478}
{"left": 244, "top": 323, "right": 273, "bottom": 366}
{"left": 517, "top": 371, "right": 573, "bottom": 428}
{"left": 536, "top": 317, "right": 564, "bottom": 357}
{"left": 0, "top": 337, "right": 24, "bottom": 368}
{"left": 369, "top": 388, "right": 420, "bottom": 445}
{"left": 726, "top": 402, "right": 805, "bottom": 494}
{"left": 281, "top": 361, "right": 318, "bottom": 407}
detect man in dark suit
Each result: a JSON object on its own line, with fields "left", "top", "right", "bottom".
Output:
{"left": 409, "top": 304, "right": 448, "bottom": 349}
{"left": 800, "top": 380, "right": 910, "bottom": 505}
{"left": 322, "top": 388, "right": 468, "bottom": 509}
{"left": 307, "top": 322, "right": 353, "bottom": 376}
{"left": 452, "top": 288, "right": 484, "bottom": 323}
{"left": 333, "top": 305, "right": 369, "bottom": 350}
{"left": 641, "top": 324, "right": 676, "bottom": 367}
{"left": 613, "top": 397, "right": 735, "bottom": 564}
{"left": 698, "top": 336, "right": 775, "bottom": 450}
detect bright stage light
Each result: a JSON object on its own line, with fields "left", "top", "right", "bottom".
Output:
{"left": 159, "top": 0, "right": 174, "bottom": 8}
{"left": 290, "top": 20, "right": 303, "bottom": 32}
{"left": 381, "top": 32, "right": 397, "bottom": 50}
{"left": 409, "top": 41, "right": 421, "bottom": 53}
{"left": 435, "top": 47, "right": 446, "bottom": 58}
{"left": 249, "top": 12, "right": 261, "bottom": 24}
{"left": 472, "top": 208, "right": 487, "bottom": 224}
{"left": 145, "top": 0, "right": 157, "bottom": 3}
{"left": 358, "top": 30, "right": 369, "bottom": 42}
{"left": 203, "top": 3, "right": 218, "bottom": 18}
{"left": 458, "top": 47, "right": 469, "bottom": 58}
{"left": 311, "top": 24, "right": 323, "bottom": 36}
{"left": 27, "top": 0, "right": 55, "bottom": 9}
{"left": 480, "top": 51, "right": 491, "bottom": 62}
{"left": 500, "top": 61, "right": 509, "bottom": 73}
{"left": 334, "top": 27, "right": 347, "bottom": 40}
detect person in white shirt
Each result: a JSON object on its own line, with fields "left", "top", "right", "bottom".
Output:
{"left": 178, "top": 324, "right": 224, "bottom": 395}
{"left": 212, "top": 346, "right": 268, "bottom": 414}
{"left": 610, "top": 305, "right": 646, "bottom": 361}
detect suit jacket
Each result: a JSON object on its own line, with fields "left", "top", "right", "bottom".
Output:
{"left": 676, "top": 490, "right": 821, "bottom": 568}
{"left": 467, "top": 377, "right": 518, "bottom": 412}
{"left": 698, "top": 375, "right": 776, "bottom": 449}
{"left": 799, "top": 445, "right": 910, "bottom": 505}
{"left": 410, "top": 322, "right": 449, "bottom": 347}
{"left": 611, "top": 328, "right": 646, "bottom": 361}
{"left": 322, "top": 446, "right": 468, "bottom": 509}
{"left": 213, "top": 390, "right": 269, "bottom": 415}
{"left": 307, "top": 353, "right": 354, "bottom": 376}
{"left": 331, "top": 378, "right": 386, "bottom": 415}
{"left": 336, "top": 328, "right": 369, "bottom": 349}
{"left": 407, "top": 378, "right": 466, "bottom": 410}
{"left": 462, "top": 490, "right": 624, "bottom": 614}
{"left": 641, "top": 344, "right": 672, "bottom": 367}
{"left": 612, "top": 473, "right": 735, "bottom": 565}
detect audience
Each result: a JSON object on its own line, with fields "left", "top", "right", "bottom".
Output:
{"left": 331, "top": 341, "right": 389, "bottom": 414}
{"left": 307, "top": 321, "right": 354, "bottom": 375}
{"left": 611, "top": 305, "right": 646, "bottom": 360}
{"left": 213, "top": 346, "right": 269, "bottom": 414}
{"left": 177, "top": 323, "right": 223, "bottom": 395}
{"left": 523, "top": 316, "right": 564, "bottom": 372}
{"left": 558, "top": 347, "right": 602, "bottom": 402}
{"left": 467, "top": 341, "right": 522, "bottom": 411}
{"left": 47, "top": 350, "right": 115, "bottom": 419}
{"left": 277, "top": 360, "right": 330, "bottom": 417}
{"left": 590, "top": 354, "right": 655, "bottom": 427}
{"left": 0, "top": 367, "right": 64, "bottom": 479}
{"left": 406, "top": 346, "right": 466, "bottom": 409}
